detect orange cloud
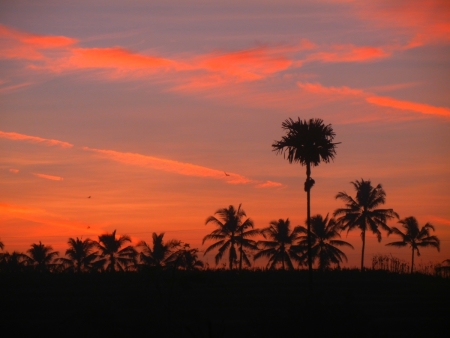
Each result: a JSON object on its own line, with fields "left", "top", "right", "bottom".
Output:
{"left": 308, "top": 44, "right": 389, "bottom": 63}
{"left": 0, "top": 131, "right": 73, "bottom": 148}
{"left": 366, "top": 96, "right": 450, "bottom": 117}
{"left": 354, "top": 0, "right": 450, "bottom": 47}
{"left": 32, "top": 173, "right": 64, "bottom": 181}
{"left": 298, "top": 82, "right": 364, "bottom": 96}
{"left": 198, "top": 45, "right": 294, "bottom": 82}
{"left": 256, "top": 181, "right": 284, "bottom": 188}
{"left": 9, "top": 169, "right": 19, "bottom": 174}
{"left": 55, "top": 47, "right": 182, "bottom": 74}
{"left": 83, "top": 147, "right": 251, "bottom": 184}
{"left": 0, "top": 24, "right": 76, "bottom": 60}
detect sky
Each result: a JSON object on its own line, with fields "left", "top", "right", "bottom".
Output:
{"left": 1, "top": 0, "right": 449, "bottom": 269}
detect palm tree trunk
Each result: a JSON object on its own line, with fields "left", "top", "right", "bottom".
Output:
{"left": 361, "top": 227, "right": 366, "bottom": 271}
{"left": 411, "top": 248, "right": 415, "bottom": 274}
{"left": 306, "top": 162, "right": 313, "bottom": 287}
{"left": 239, "top": 231, "right": 243, "bottom": 271}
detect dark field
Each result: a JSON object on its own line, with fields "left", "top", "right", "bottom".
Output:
{"left": 2, "top": 270, "right": 449, "bottom": 337}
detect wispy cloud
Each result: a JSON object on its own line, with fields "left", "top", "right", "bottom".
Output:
{"left": 0, "top": 131, "right": 73, "bottom": 148}
{"left": 32, "top": 173, "right": 64, "bottom": 181}
{"left": 9, "top": 168, "right": 19, "bottom": 174}
{"left": 256, "top": 181, "right": 284, "bottom": 188}
{"left": 83, "top": 146, "right": 251, "bottom": 184}
{"left": 307, "top": 44, "right": 390, "bottom": 63}
{"left": 366, "top": 96, "right": 450, "bottom": 117}
{"left": 297, "top": 82, "right": 450, "bottom": 118}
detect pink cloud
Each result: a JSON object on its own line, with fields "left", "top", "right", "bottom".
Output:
{"left": 83, "top": 147, "right": 251, "bottom": 184}
{"left": 366, "top": 96, "right": 450, "bottom": 117}
{"left": 9, "top": 168, "right": 19, "bottom": 174}
{"left": 0, "top": 24, "right": 77, "bottom": 60}
{"left": 297, "top": 82, "right": 364, "bottom": 96}
{"left": 0, "top": 131, "right": 73, "bottom": 148}
{"left": 307, "top": 44, "right": 390, "bottom": 63}
{"left": 256, "top": 181, "right": 284, "bottom": 188}
{"left": 32, "top": 173, "right": 64, "bottom": 181}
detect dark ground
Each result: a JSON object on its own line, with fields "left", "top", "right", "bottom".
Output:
{"left": 1, "top": 270, "right": 449, "bottom": 337}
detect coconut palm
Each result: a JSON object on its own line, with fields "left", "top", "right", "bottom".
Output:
{"left": 137, "top": 232, "right": 181, "bottom": 268}
{"left": 95, "top": 230, "right": 136, "bottom": 272}
{"left": 334, "top": 179, "right": 398, "bottom": 271}
{"left": 254, "top": 218, "right": 302, "bottom": 270}
{"left": 165, "top": 243, "right": 204, "bottom": 271}
{"left": 0, "top": 251, "right": 30, "bottom": 273}
{"left": 25, "top": 241, "right": 59, "bottom": 272}
{"left": 272, "top": 118, "right": 339, "bottom": 278}
{"left": 386, "top": 216, "right": 440, "bottom": 273}
{"left": 293, "top": 214, "right": 354, "bottom": 270}
{"left": 59, "top": 237, "right": 100, "bottom": 273}
{"left": 203, "top": 204, "right": 257, "bottom": 270}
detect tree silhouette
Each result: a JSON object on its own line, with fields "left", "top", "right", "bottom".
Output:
{"left": 386, "top": 216, "right": 440, "bottom": 273}
{"left": 95, "top": 230, "right": 136, "bottom": 272}
{"left": 25, "top": 241, "right": 59, "bottom": 272}
{"left": 138, "top": 232, "right": 181, "bottom": 268}
{"left": 272, "top": 118, "right": 338, "bottom": 279}
{"left": 165, "top": 243, "right": 204, "bottom": 271}
{"left": 0, "top": 251, "right": 30, "bottom": 273}
{"left": 59, "top": 237, "right": 100, "bottom": 273}
{"left": 0, "top": 239, "right": 4, "bottom": 251}
{"left": 334, "top": 179, "right": 398, "bottom": 271}
{"left": 203, "top": 204, "right": 256, "bottom": 270}
{"left": 254, "top": 218, "right": 302, "bottom": 270}
{"left": 293, "top": 214, "right": 353, "bottom": 270}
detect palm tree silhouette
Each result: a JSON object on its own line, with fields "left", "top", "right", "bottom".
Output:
{"left": 25, "top": 241, "right": 59, "bottom": 272}
{"left": 165, "top": 243, "right": 204, "bottom": 271}
{"left": 95, "top": 230, "right": 136, "bottom": 272}
{"left": 272, "top": 118, "right": 338, "bottom": 279}
{"left": 386, "top": 216, "right": 440, "bottom": 273}
{"left": 203, "top": 204, "right": 256, "bottom": 270}
{"left": 138, "top": 232, "right": 181, "bottom": 268}
{"left": 334, "top": 179, "right": 398, "bottom": 271}
{"left": 0, "top": 239, "right": 4, "bottom": 251}
{"left": 59, "top": 237, "right": 100, "bottom": 273}
{"left": 293, "top": 214, "right": 353, "bottom": 270}
{"left": 0, "top": 251, "right": 30, "bottom": 273}
{"left": 254, "top": 218, "right": 302, "bottom": 270}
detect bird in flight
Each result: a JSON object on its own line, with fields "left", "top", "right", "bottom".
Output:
{"left": 87, "top": 226, "right": 90, "bottom": 229}
{"left": 224, "top": 172, "right": 230, "bottom": 176}
{"left": 88, "top": 196, "right": 91, "bottom": 198}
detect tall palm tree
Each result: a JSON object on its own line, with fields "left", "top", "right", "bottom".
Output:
{"left": 95, "top": 230, "right": 136, "bottom": 272}
{"left": 25, "top": 241, "right": 59, "bottom": 272}
{"left": 386, "top": 216, "right": 440, "bottom": 273}
{"left": 293, "top": 214, "right": 353, "bottom": 270}
{"left": 137, "top": 232, "right": 181, "bottom": 268}
{"left": 59, "top": 237, "right": 100, "bottom": 273}
{"left": 254, "top": 218, "right": 302, "bottom": 270}
{"left": 334, "top": 179, "right": 398, "bottom": 271}
{"left": 203, "top": 204, "right": 256, "bottom": 270}
{"left": 272, "top": 118, "right": 339, "bottom": 279}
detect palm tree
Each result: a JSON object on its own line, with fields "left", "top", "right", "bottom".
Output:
{"left": 25, "top": 241, "right": 59, "bottom": 272}
{"left": 95, "top": 230, "right": 136, "bottom": 272}
{"left": 293, "top": 214, "right": 354, "bottom": 270}
{"left": 203, "top": 204, "right": 256, "bottom": 270}
{"left": 137, "top": 232, "right": 181, "bottom": 268}
{"left": 334, "top": 179, "right": 398, "bottom": 271}
{"left": 272, "top": 118, "right": 339, "bottom": 279}
{"left": 386, "top": 216, "right": 440, "bottom": 273}
{"left": 0, "top": 251, "right": 30, "bottom": 273}
{"left": 254, "top": 218, "right": 302, "bottom": 270}
{"left": 59, "top": 237, "right": 100, "bottom": 273}
{"left": 165, "top": 243, "right": 204, "bottom": 271}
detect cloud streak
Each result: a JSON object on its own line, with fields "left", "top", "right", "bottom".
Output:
{"left": 0, "top": 131, "right": 73, "bottom": 148}
{"left": 32, "top": 173, "right": 64, "bottom": 181}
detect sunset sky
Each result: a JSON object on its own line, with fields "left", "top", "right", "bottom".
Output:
{"left": 1, "top": 0, "right": 449, "bottom": 269}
